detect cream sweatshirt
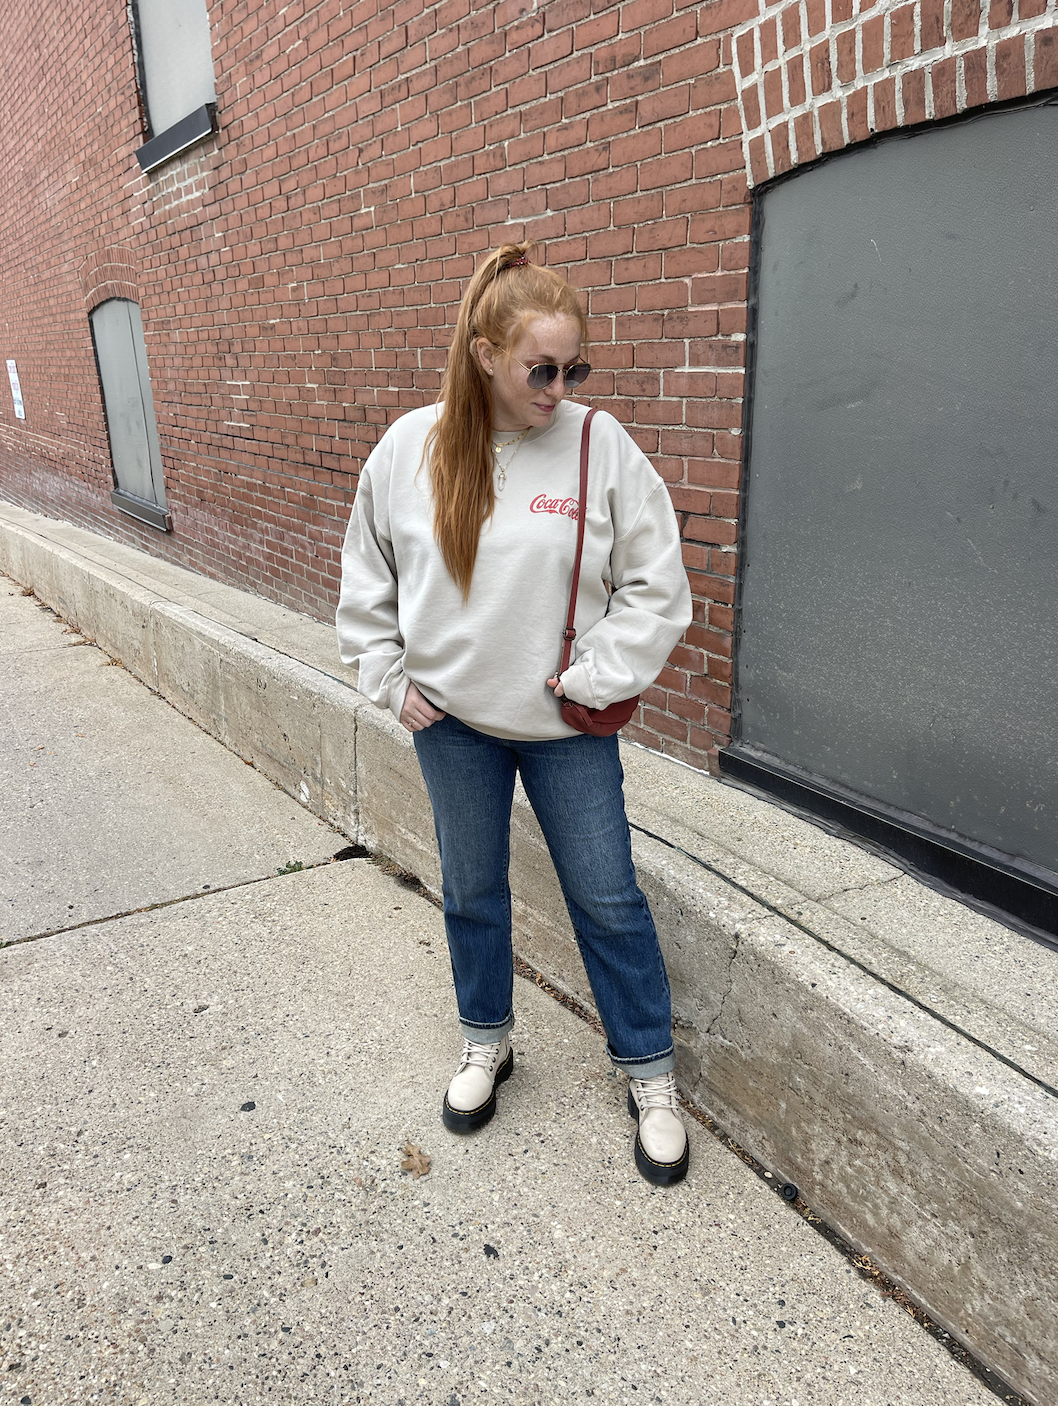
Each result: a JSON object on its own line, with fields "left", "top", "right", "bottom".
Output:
{"left": 335, "top": 398, "right": 692, "bottom": 741}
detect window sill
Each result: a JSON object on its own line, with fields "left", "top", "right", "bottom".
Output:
{"left": 135, "top": 104, "right": 218, "bottom": 174}
{"left": 720, "top": 742, "right": 1058, "bottom": 949}
{"left": 111, "top": 489, "right": 172, "bottom": 533}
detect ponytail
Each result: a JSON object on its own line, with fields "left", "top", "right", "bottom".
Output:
{"left": 425, "top": 242, "right": 587, "bottom": 599}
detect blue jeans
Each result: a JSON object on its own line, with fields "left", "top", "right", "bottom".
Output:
{"left": 413, "top": 714, "right": 675, "bottom": 1078}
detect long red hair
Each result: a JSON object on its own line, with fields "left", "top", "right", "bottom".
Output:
{"left": 425, "top": 242, "right": 588, "bottom": 599}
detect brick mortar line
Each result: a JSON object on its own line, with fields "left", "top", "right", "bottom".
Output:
{"left": 749, "top": 10, "right": 1058, "bottom": 90}
{"left": 733, "top": 3, "right": 1058, "bottom": 176}
{"left": 0, "top": 4, "right": 760, "bottom": 762}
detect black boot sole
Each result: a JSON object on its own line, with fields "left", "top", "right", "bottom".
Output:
{"left": 627, "top": 1086, "right": 689, "bottom": 1186}
{"left": 442, "top": 1047, "right": 514, "bottom": 1133}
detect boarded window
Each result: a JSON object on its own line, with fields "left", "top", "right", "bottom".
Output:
{"left": 90, "top": 300, "right": 171, "bottom": 532}
{"left": 731, "top": 101, "right": 1058, "bottom": 940}
{"left": 135, "top": 0, "right": 215, "bottom": 138}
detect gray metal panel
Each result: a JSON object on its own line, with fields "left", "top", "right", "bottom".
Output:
{"left": 739, "top": 104, "right": 1058, "bottom": 872}
{"left": 137, "top": 0, "right": 216, "bottom": 137}
{"left": 91, "top": 300, "right": 167, "bottom": 509}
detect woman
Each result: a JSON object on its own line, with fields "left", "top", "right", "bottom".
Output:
{"left": 336, "top": 243, "right": 693, "bottom": 1186}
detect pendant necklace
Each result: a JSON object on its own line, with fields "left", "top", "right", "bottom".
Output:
{"left": 492, "top": 426, "right": 532, "bottom": 490}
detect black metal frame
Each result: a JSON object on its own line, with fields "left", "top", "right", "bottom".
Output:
{"left": 135, "top": 103, "right": 218, "bottom": 174}
{"left": 740, "top": 84, "right": 1058, "bottom": 208}
{"left": 730, "top": 189, "right": 766, "bottom": 744}
{"left": 727, "top": 88, "right": 1058, "bottom": 951}
{"left": 111, "top": 487, "right": 173, "bottom": 533}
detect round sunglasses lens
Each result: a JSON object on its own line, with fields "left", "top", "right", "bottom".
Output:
{"left": 526, "top": 363, "right": 559, "bottom": 389}
{"left": 564, "top": 362, "right": 591, "bottom": 387}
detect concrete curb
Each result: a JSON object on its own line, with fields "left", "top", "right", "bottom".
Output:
{"left": 2, "top": 499, "right": 1055, "bottom": 1405}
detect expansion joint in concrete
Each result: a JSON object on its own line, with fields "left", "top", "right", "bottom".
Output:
{"left": 1, "top": 852, "right": 369, "bottom": 953}
{"left": 3, "top": 504, "right": 1056, "bottom": 1405}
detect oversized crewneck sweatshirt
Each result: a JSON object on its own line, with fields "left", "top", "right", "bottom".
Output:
{"left": 335, "top": 398, "right": 692, "bottom": 741}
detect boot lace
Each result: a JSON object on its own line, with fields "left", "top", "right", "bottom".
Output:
{"left": 458, "top": 1038, "right": 503, "bottom": 1075}
{"left": 630, "top": 1071, "right": 679, "bottom": 1112}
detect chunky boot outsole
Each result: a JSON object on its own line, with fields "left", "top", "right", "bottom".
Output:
{"left": 627, "top": 1086, "right": 690, "bottom": 1186}
{"left": 442, "top": 1046, "right": 514, "bottom": 1133}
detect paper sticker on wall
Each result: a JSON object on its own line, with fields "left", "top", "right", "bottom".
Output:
{"left": 6, "top": 360, "right": 25, "bottom": 419}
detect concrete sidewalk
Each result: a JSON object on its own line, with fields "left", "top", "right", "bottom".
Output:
{"left": 0, "top": 576, "right": 1001, "bottom": 1405}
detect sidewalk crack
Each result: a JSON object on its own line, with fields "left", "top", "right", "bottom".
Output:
{"left": 823, "top": 872, "right": 902, "bottom": 902}
{"left": 630, "top": 819, "right": 1058, "bottom": 1103}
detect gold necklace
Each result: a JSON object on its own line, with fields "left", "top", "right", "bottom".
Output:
{"left": 491, "top": 426, "right": 531, "bottom": 490}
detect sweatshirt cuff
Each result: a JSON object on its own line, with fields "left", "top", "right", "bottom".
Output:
{"left": 559, "top": 661, "right": 598, "bottom": 709}
{"left": 388, "top": 670, "right": 411, "bottom": 725}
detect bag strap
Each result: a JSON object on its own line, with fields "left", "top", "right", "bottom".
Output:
{"left": 559, "top": 407, "right": 598, "bottom": 676}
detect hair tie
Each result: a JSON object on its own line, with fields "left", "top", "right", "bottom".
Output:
{"left": 503, "top": 255, "right": 530, "bottom": 269}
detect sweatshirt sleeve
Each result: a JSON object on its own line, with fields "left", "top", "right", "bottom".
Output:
{"left": 335, "top": 442, "right": 411, "bottom": 724}
{"left": 559, "top": 476, "right": 692, "bottom": 711}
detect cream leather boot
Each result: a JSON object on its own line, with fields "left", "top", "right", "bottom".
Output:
{"left": 442, "top": 1035, "right": 513, "bottom": 1133}
{"left": 628, "top": 1071, "right": 689, "bottom": 1185}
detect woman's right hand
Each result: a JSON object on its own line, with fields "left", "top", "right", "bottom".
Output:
{"left": 400, "top": 682, "right": 447, "bottom": 733}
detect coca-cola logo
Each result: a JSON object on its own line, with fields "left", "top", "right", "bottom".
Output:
{"left": 529, "top": 494, "right": 579, "bottom": 520}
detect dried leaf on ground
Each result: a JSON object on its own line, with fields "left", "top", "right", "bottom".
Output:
{"left": 400, "top": 1142, "right": 431, "bottom": 1178}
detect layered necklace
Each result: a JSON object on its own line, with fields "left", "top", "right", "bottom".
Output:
{"left": 491, "top": 426, "right": 532, "bottom": 490}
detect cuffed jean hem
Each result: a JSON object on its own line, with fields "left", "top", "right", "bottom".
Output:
{"left": 609, "top": 1045, "right": 676, "bottom": 1078}
{"left": 459, "top": 1013, "right": 515, "bottom": 1044}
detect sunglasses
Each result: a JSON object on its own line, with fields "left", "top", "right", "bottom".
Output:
{"left": 512, "top": 357, "right": 592, "bottom": 390}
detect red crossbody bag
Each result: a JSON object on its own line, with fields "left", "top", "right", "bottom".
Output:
{"left": 557, "top": 408, "right": 641, "bottom": 737}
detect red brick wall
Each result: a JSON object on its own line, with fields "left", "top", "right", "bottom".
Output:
{"left": 732, "top": 0, "right": 1058, "bottom": 183}
{"left": 1, "top": 0, "right": 1055, "bottom": 771}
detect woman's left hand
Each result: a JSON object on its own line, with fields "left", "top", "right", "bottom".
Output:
{"left": 401, "top": 682, "right": 447, "bottom": 732}
{"left": 546, "top": 675, "right": 566, "bottom": 698}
